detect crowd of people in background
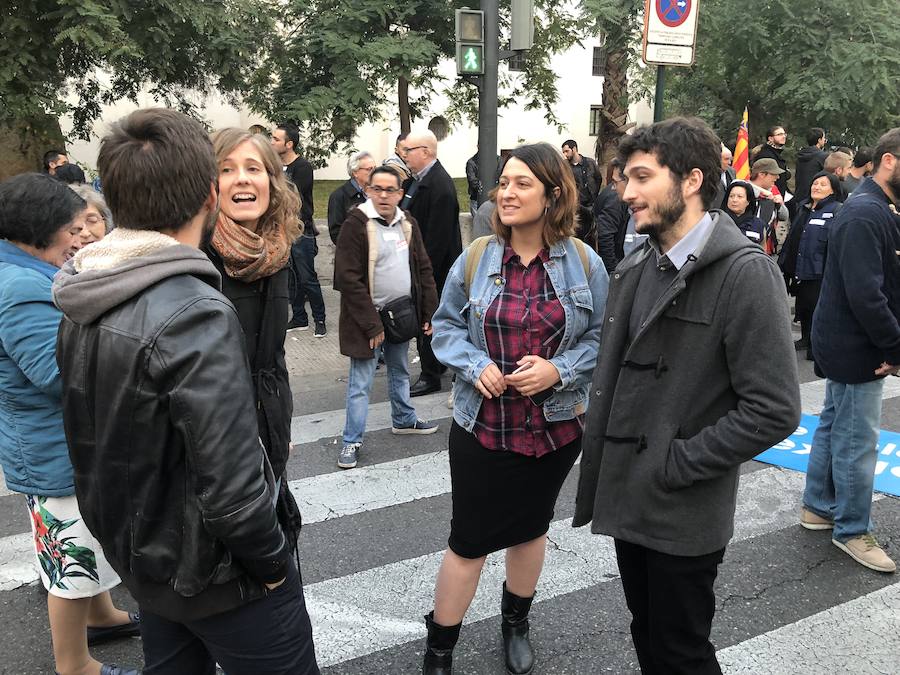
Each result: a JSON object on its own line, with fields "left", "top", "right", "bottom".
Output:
{"left": 1, "top": 111, "right": 898, "bottom": 675}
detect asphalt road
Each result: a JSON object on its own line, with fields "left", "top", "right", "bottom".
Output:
{"left": 1, "top": 270, "right": 899, "bottom": 674}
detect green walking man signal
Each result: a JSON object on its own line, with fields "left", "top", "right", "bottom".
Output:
{"left": 457, "top": 44, "right": 484, "bottom": 75}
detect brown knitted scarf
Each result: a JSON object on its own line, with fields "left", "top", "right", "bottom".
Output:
{"left": 211, "top": 213, "right": 290, "bottom": 282}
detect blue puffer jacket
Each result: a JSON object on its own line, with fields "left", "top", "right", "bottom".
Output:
{"left": 0, "top": 240, "right": 73, "bottom": 497}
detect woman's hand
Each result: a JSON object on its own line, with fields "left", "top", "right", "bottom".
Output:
{"left": 476, "top": 362, "right": 506, "bottom": 399}
{"left": 504, "top": 355, "right": 561, "bottom": 397}
{"left": 369, "top": 332, "right": 385, "bottom": 350}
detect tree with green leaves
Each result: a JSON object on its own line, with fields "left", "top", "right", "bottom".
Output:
{"left": 665, "top": 0, "right": 900, "bottom": 148}
{"left": 249, "top": 0, "right": 589, "bottom": 164}
{"left": 0, "top": 0, "right": 275, "bottom": 180}
{"left": 580, "top": 0, "right": 645, "bottom": 172}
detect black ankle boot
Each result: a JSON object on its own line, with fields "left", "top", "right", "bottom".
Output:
{"left": 501, "top": 582, "right": 535, "bottom": 674}
{"left": 423, "top": 611, "right": 461, "bottom": 675}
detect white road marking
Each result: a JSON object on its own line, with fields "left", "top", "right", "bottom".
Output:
{"left": 304, "top": 467, "right": 880, "bottom": 667}
{"left": 719, "top": 581, "right": 900, "bottom": 674}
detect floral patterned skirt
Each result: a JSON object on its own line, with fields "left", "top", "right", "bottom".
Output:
{"left": 26, "top": 494, "right": 121, "bottom": 599}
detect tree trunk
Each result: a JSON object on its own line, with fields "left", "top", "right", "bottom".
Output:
{"left": 595, "top": 46, "right": 629, "bottom": 183}
{"left": 398, "top": 76, "right": 411, "bottom": 134}
{"left": 0, "top": 115, "right": 65, "bottom": 182}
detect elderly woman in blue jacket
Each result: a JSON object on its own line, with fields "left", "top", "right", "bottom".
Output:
{"left": 778, "top": 171, "right": 843, "bottom": 359}
{"left": 0, "top": 174, "right": 138, "bottom": 675}
{"left": 421, "top": 143, "right": 609, "bottom": 674}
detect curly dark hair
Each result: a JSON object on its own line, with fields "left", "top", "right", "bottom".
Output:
{"left": 617, "top": 117, "right": 722, "bottom": 210}
{"left": 0, "top": 173, "right": 86, "bottom": 248}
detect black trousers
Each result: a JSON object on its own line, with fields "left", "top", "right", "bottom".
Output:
{"left": 140, "top": 561, "right": 319, "bottom": 675}
{"left": 615, "top": 539, "right": 725, "bottom": 675}
{"left": 416, "top": 264, "right": 450, "bottom": 382}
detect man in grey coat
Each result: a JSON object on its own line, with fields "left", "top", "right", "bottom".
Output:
{"left": 573, "top": 117, "right": 801, "bottom": 674}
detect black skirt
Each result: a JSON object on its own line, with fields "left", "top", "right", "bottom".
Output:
{"left": 447, "top": 421, "right": 582, "bottom": 559}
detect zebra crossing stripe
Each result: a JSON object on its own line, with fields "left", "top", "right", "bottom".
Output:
{"left": 718, "top": 581, "right": 900, "bottom": 673}
{"left": 304, "top": 467, "right": 883, "bottom": 667}
{"left": 4, "top": 377, "right": 900, "bottom": 501}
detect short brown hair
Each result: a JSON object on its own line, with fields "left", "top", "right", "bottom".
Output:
{"left": 98, "top": 108, "right": 216, "bottom": 232}
{"left": 872, "top": 128, "right": 900, "bottom": 171}
{"left": 824, "top": 151, "right": 852, "bottom": 173}
{"left": 211, "top": 128, "right": 300, "bottom": 242}
{"left": 491, "top": 142, "right": 577, "bottom": 246}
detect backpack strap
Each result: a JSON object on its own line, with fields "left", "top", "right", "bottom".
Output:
{"left": 464, "top": 235, "right": 494, "bottom": 294}
{"left": 573, "top": 237, "right": 590, "bottom": 280}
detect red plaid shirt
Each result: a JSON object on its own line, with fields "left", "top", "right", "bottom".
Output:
{"left": 474, "top": 245, "right": 584, "bottom": 457}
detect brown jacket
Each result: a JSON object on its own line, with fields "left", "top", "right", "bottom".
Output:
{"left": 335, "top": 206, "right": 438, "bottom": 359}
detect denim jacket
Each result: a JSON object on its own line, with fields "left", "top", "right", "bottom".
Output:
{"left": 432, "top": 236, "right": 609, "bottom": 433}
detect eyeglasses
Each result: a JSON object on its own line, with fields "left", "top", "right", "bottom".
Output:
{"left": 366, "top": 186, "right": 402, "bottom": 195}
{"left": 401, "top": 145, "right": 427, "bottom": 154}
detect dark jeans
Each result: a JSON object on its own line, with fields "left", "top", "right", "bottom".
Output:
{"left": 615, "top": 539, "right": 725, "bottom": 675}
{"left": 290, "top": 235, "right": 326, "bottom": 324}
{"left": 140, "top": 561, "right": 319, "bottom": 675}
{"left": 795, "top": 278, "right": 822, "bottom": 345}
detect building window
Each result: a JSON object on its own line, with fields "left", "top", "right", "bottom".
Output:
{"left": 589, "top": 106, "right": 603, "bottom": 136}
{"left": 592, "top": 46, "right": 605, "bottom": 76}
{"left": 508, "top": 50, "right": 527, "bottom": 72}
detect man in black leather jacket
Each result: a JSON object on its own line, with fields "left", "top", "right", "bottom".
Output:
{"left": 53, "top": 108, "right": 320, "bottom": 675}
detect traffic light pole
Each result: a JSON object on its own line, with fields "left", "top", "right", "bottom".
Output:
{"left": 477, "top": 0, "right": 499, "bottom": 205}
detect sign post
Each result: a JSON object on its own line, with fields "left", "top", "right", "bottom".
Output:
{"left": 642, "top": 0, "right": 700, "bottom": 121}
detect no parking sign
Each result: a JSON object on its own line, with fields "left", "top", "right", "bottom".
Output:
{"left": 642, "top": 0, "right": 700, "bottom": 66}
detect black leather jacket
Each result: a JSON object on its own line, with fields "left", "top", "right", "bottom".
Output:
{"left": 56, "top": 259, "right": 289, "bottom": 621}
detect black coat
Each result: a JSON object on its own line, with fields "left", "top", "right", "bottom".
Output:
{"left": 57, "top": 269, "right": 289, "bottom": 622}
{"left": 407, "top": 159, "right": 462, "bottom": 291}
{"left": 284, "top": 156, "right": 316, "bottom": 234}
{"left": 205, "top": 247, "right": 294, "bottom": 480}
{"left": 794, "top": 147, "right": 828, "bottom": 204}
{"left": 327, "top": 180, "right": 366, "bottom": 244}
{"left": 592, "top": 185, "right": 630, "bottom": 273}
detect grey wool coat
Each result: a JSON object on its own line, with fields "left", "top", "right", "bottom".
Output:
{"left": 573, "top": 211, "right": 801, "bottom": 556}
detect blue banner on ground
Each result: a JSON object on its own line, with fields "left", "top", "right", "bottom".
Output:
{"left": 755, "top": 413, "right": 900, "bottom": 497}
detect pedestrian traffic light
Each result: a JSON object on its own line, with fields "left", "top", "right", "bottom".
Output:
{"left": 456, "top": 8, "right": 485, "bottom": 76}
{"left": 457, "top": 44, "right": 484, "bottom": 75}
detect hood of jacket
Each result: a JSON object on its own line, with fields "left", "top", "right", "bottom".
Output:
{"left": 797, "top": 146, "right": 826, "bottom": 163}
{"left": 53, "top": 227, "right": 221, "bottom": 325}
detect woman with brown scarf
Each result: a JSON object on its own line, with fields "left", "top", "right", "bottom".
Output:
{"left": 205, "top": 128, "right": 303, "bottom": 541}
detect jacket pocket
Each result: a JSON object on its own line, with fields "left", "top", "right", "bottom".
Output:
{"left": 130, "top": 516, "right": 179, "bottom": 583}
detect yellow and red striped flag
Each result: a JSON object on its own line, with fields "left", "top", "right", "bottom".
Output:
{"left": 733, "top": 106, "right": 750, "bottom": 179}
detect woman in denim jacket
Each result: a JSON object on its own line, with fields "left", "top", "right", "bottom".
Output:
{"left": 422, "top": 143, "right": 609, "bottom": 674}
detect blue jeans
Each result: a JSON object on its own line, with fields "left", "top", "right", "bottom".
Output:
{"left": 803, "top": 378, "right": 884, "bottom": 542}
{"left": 140, "top": 560, "right": 319, "bottom": 675}
{"left": 289, "top": 235, "right": 326, "bottom": 323}
{"left": 343, "top": 340, "right": 418, "bottom": 444}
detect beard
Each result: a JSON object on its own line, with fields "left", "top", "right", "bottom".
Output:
{"left": 200, "top": 203, "right": 220, "bottom": 250}
{"left": 888, "top": 162, "right": 900, "bottom": 200}
{"left": 637, "top": 181, "right": 687, "bottom": 241}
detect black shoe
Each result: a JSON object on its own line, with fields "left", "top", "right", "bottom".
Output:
{"left": 287, "top": 317, "right": 309, "bottom": 330}
{"left": 410, "top": 378, "right": 441, "bottom": 397}
{"left": 794, "top": 338, "right": 810, "bottom": 351}
{"left": 422, "top": 611, "right": 461, "bottom": 675}
{"left": 314, "top": 321, "right": 327, "bottom": 338}
{"left": 501, "top": 582, "right": 535, "bottom": 675}
{"left": 87, "top": 611, "right": 141, "bottom": 645}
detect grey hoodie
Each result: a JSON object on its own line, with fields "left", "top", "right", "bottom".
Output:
{"left": 53, "top": 232, "right": 220, "bottom": 325}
